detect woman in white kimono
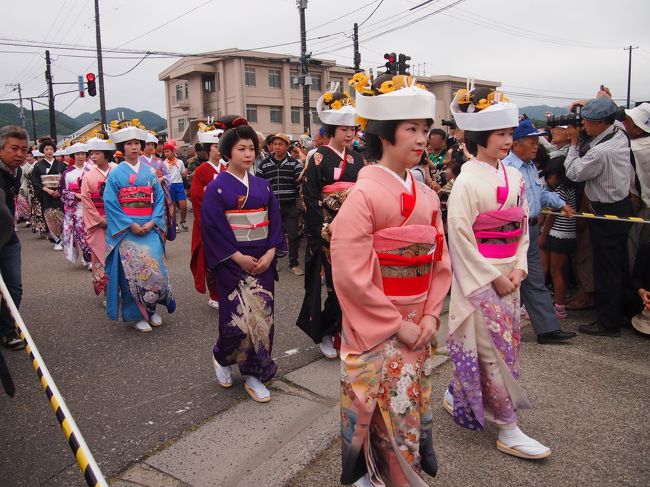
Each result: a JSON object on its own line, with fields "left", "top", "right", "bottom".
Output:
{"left": 444, "top": 87, "right": 551, "bottom": 459}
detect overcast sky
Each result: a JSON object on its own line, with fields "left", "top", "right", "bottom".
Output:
{"left": 1, "top": 0, "right": 648, "bottom": 120}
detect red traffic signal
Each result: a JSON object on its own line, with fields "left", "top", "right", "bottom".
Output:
{"left": 86, "top": 73, "right": 97, "bottom": 97}
{"left": 384, "top": 52, "right": 397, "bottom": 74}
{"left": 384, "top": 53, "right": 396, "bottom": 63}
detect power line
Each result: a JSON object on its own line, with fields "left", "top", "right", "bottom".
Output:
{"left": 358, "top": 0, "right": 384, "bottom": 27}
{"left": 104, "top": 54, "right": 151, "bottom": 77}
{"left": 307, "top": 0, "right": 380, "bottom": 32}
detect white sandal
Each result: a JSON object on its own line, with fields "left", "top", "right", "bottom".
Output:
{"left": 496, "top": 426, "right": 551, "bottom": 460}
{"left": 212, "top": 356, "right": 233, "bottom": 388}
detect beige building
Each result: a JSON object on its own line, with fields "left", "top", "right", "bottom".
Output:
{"left": 159, "top": 49, "right": 500, "bottom": 143}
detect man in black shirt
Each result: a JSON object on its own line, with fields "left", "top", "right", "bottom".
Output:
{"left": 0, "top": 125, "right": 29, "bottom": 350}
{"left": 255, "top": 133, "right": 304, "bottom": 275}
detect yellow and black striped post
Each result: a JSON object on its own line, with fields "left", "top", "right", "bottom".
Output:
{"left": 0, "top": 274, "right": 108, "bottom": 487}
{"left": 541, "top": 209, "right": 650, "bottom": 225}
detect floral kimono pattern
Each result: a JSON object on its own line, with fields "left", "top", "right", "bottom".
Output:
{"left": 60, "top": 167, "right": 92, "bottom": 263}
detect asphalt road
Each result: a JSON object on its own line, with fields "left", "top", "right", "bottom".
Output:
{"left": 0, "top": 212, "right": 321, "bottom": 487}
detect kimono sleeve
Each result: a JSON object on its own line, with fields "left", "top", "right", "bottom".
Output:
{"left": 80, "top": 172, "right": 103, "bottom": 233}
{"left": 150, "top": 173, "right": 166, "bottom": 232}
{"left": 422, "top": 203, "right": 452, "bottom": 320}
{"left": 103, "top": 169, "right": 134, "bottom": 238}
{"left": 302, "top": 154, "right": 324, "bottom": 237}
{"left": 330, "top": 187, "right": 403, "bottom": 351}
{"left": 31, "top": 164, "right": 44, "bottom": 198}
{"left": 200, "top": 182, "right": 239, "bottom": 268}
{"left": 446, "top": 177, "right": 502, "bottom": 298}
{"left": 265, "top": 183, "right": 289, "bottom": 255}
{"left": 189, "top": 166, "right": 205, "bottom": 213}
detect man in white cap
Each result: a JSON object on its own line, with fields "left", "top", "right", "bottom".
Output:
{"left": 623, "top": 102, "right": 650, "bottom": 269}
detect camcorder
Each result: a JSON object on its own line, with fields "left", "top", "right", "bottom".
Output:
{"left": 546, "top": 105, "right": 583, "bottom": 128}
{"left": 441, "top": 119, "right": 457, "bottom": 129}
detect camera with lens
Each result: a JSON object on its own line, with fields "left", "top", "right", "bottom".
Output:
{"left": 441, "top": 119, "right": 457, "bottom": 129}
{"left": 546, "top": 105, "right": 583, "bottom": 128}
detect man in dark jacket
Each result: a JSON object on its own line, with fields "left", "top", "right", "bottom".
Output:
{"left": 0, "top": 125, "right": 28, "bottom": 350}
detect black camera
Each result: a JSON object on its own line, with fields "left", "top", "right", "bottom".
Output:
{"left": 441, "top": 119, "right": 457, "bottom": 129}
{"left": 546, "top": 105, "right": 583, "bottom": 128}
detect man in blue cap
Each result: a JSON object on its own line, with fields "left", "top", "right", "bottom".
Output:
{"left": 565, "top": 96, "right": 634, "bottom": 337}
{"left": 504, "top": 119, "right": 577, "bottom": 343}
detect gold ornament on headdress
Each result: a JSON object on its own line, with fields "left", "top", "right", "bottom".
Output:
{"left": 349, "top": 72, "right": 374, "bottom": 95}
{"left": 107, "top": 118, "right": 146, "bottom": 131}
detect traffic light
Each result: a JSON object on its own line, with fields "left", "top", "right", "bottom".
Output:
{"left": 398, "top": 54, "right": 411, "bottom": 75}
{"left": 384, "top": 52, "right": 397, "bottom": 74}
{"left": 78, "top": 75, "right": 85, "bottom": 98}
{"left": 86, "top": 73, "right": 97, "bottom": 97}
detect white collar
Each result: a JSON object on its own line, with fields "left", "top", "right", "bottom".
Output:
{"left": 207, "top": 160, "right": 223, "bottom": 173}
{"left": 376, "top": 164, "right": 412, "bottom": 193}
{"left": 326, "top": 145, "right": 347, "bottom": 160}
{"left": 125, "top": 160, "right": 140, "bottom": 173}
{"left": 227, "top": 170, "right": 249, "bottom": 188}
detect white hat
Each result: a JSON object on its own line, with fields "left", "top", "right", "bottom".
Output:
{"left": 356, "top": 84, "right": 436, "bottom": 122}
{"left": 52, "top": 149, "right": 64, "bottom": 157}
{"left": 67, "top": 142, "right": 89, "bottom": 155}
{"left": 32, "top": 149, "right": 44, "bottom": 157}
{"left": 631, "top": 309, "right": 650, "bottom": 336}
{"left": 86, "top": 137, "right": 116, "bottom": 151}
{"left": 146, "top": 132, "right": 159, "bottom": 144}
{"left": 625, "top": 102, "right": 650, "bottom": 134}
{"left": 316, "top": 84, "right": 357, "bottom": 127}
{"left": 197, "top": 128, "right": 224, "bottom": 144}
{"left": 109, "top": 126, "right": 148, "bottom": 143}
{"left": 450, "top": 88, "right": 518, "bottom": 131}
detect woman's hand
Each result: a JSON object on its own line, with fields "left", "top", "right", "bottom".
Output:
{"left": 130, "top": 222, "right": 143, "bottom": 235}
{"left": 251, "top": 249, "right": 275, "bottom": 275}
{"left": 141, "top": 221, "right": 155, "bottom": 234}
{"left": 99, "top": 219, "right": 107, "bottom": 229}
{"left": 493, "top": 274, "right": 515, "bottom": 296}
{"left": 232, "top": 252, "right": 258, "bottom": 274}
{"left": 638, "top": 289, "right": 650, "bottom": 310}
{"left": 412, "top": 314, "right": 439, "bottom": 350}
{"left": 396, "top": 320, "right": 421, "bottom": 349}
{"left": 508, "top": 269, "right": 525, "bottom": 290}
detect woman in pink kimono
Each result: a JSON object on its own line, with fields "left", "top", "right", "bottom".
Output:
{"left": 81, "top": 135, "right": 117, "bottom": 296}
{"left": 444, "top": 87, "right": 551, "bottom": 459}
{"left": 331, "top": 73, "right": 452, "bottom": 487}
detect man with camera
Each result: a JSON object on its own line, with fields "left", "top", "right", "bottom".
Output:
{"left": 565, "top": 97, "right": 635, "bottom": 337}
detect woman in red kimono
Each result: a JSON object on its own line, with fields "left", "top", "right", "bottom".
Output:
{"left": 190, "top": 121, "right": 226, "bottom": 309}
{"left": 331, "top": 72, "right": 452, "bottom": 487}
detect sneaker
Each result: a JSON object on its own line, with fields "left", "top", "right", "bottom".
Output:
{"left": 244, "top": 375, "right": 271, "bottom": 403}
{"left": 148, "top": 312, "right": 163, "bottom": 327}
{"left": 554, "top": 304, "right": 567, "bottom": 320}
{"left": 319, "top": 335, "right": 337, "bottom": 359}
{"left": 520, "top": 305, "right": 530, "bottom": 321}
{"left": 208, "top": 299, "right": 219, "bottom": 309}
{"left": 180, "top": 222, "right": 189, "bottom": 232}
{"left": 290, "top": 266, "right": 304, "bottom": 276}
{"left": 1, "top": 330, "right": 25, "bottom": 350}
{"left": 53, "top": 243, "right": 63, "bottom": 251}
{"left": 133, "top": 320, "right": 152, "bottom": 332}
{"left": 212, "top": 356, "right": 233, "bottom": 388}
{"left": 25, "top": 221, "right": 31, "bottom": 227}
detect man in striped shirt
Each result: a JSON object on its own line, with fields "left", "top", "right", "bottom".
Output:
{"left": 565, "top": 96, "right": 635, "bottom": 337}
{"left": 256, "top": 133, "right": 304, "bottom": 275}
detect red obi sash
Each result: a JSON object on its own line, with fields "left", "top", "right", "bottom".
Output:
{"left": 67, "top": 182, "right": 81, "bottom": 194}
{"left": 322, "top": 181, "right": 355, "bottom": 195}
{"left": 91, "top": 191, "right": 105, "bottom": 216}
{"left": 472, "top": 207, "right": 525, "bottom": 259}
{"left": 225, "top": 207, "right": 269, "bottom": 242}
{"left": 118, "top": 186, "right": 154, "bottom": 217}
{"left": 373, "top": 224, "right": 444, "bottom": 297}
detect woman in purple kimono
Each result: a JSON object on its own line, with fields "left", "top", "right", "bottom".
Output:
{"left": 201, "top": 121, "right": 286, "bottom": 403}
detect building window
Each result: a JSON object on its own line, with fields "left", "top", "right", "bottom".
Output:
{"left": 270, "top": 106, "right": 283, "bottom": 124}
{"left": 246, "top": 105, "right": 258, "bottom": 123}
{"left": 310, "top": 74, "right": 322, "bottom": 92}
{"left": 202, "top": 74, "right": 216, "bottom": 93}
{"left": 291, "top": 107, "right": 301, "bottom": 125}
{"left": 245, "top": 67, "right": 256, "bottom": 87}
{"left": 331, "top": 78, "right": 344, "bottom": 90}
{"left": 268, "top": 69, "right": 281, "bottom": 89}
{"left": 175, "top": 83, "right": 184, "bottom": 101}
{"left": 216, "top": 71, "right": 221, "bottom": 91}
{"left": 177, "top": 118, "right": 185, "bottom": 135}
{"left": 184, "top": 83, "right": 189, "bottom": 99}
{"left": 311, "top": 110, "right": 321, "bottom": 125}
{"left": 290, "top": 71, "right": 300, "bottom": 89}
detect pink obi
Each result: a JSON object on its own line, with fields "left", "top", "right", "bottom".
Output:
{"left": 225, "top": 207, "right": 269, "bottom": 242}
{"left": 91, "top": 192, "right": 105, "bottom": 216}
{"left": 473, "top": 207, "right": 525, "bottom": 259}
{"left": 373, "top": 224, "right": 444, "bottom": 297}
{"left": 67, "top": 182, "right": 81, "bottom": 194}
{"left": 118, "top": 186, "right": 154, "bottom": 217}
{"left": 322, "top": 181, "right": 355, "bottom": 195}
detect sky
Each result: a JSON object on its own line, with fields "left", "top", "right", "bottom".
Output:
{"left": 0, "top": 0, "right": 648, "bottom": 120}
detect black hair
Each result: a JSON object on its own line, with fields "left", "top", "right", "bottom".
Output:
{"left": 322, "top": 123, "right": 339, "bottom": 138}
{"left": 38, "top": 138, "right": 56, "bottom": 153}
{"left": 218, "top": 125, "right": 259, "bottom": 161}
{"left": 194, "top": 143, "right": 204, "bottom": 152}
{"left": 447, "top": 161, "right": 462, "bottom": 179}
{"left": 545, "top": 156, "right": 573, "bottom": 187}
{"left": 202, "top": 143, "right": 218, "bottom": 153}
{"left": 462, "top": 130, "right": 494, "bottom": 156}
{"left": 115, "top": 140, "right": 146, "bottom": 153}
{"left": 428, "top": 128, "right": 447, "bottom": 140}
{"left": 364, "top": 119, "right": 433, "bottom": 161}
{"left": 264, "top": 134, "right": 274, "bottom": 149}
{"left": 534, "top": 144, "right": 550, "bottom": 171}
{"left": 89, "top": 150, "right": 115, "bottom": 162}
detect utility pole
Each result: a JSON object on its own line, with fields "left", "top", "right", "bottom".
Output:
{"left": 45, "top": 50, "right": 57, "bottom": 142}
{"left": 624, "top": 45, "right": 638, "bottom": 108}
{"left": 29, "top": 99, "right": 37, "bottom": 143}
{"left": 297, "top": 0, "right": 311, "bottom": 136}
{"left": 94, "top": 0, "right": 107, "bottom": 125}
{"left": 353, "top": 23, "right": 361, "bottom": 72}
{"left": 5, "top": 83, "right": 26, "bottom": 127}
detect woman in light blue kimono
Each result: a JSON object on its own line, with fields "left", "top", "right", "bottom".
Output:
{"left": 103, "top": 120, "right": 176, "bottom": 332}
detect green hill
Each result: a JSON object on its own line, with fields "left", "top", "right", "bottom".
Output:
{"left": 0, "top": 103, "right": 166, "bottom": 141}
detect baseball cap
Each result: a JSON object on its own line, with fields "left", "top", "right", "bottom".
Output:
{"left": 624, "top": 102, "right": 650, "bottom": 134}
{"left": 513, "top": 119, "right": 546, "bottom": 141}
